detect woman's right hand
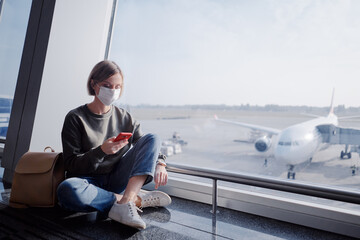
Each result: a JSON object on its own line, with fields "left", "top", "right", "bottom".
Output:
{"left": 101, "top": 137, "right": 128, "bottom": 155}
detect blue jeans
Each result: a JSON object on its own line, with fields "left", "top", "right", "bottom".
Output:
{"left": 57, "top": 134, "right": 160, "bottom": 213}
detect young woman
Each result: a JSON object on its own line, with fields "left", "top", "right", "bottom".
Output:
{"left": 57, "top": 60, "right": 171, "bottom": 230}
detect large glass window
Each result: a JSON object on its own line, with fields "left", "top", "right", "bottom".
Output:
{"left": 0, "top": 0, "right": 31, "bottom": 179}
{"left": 111, "top": 0, "right": 360, "bottom": 210}
{"left": 0, "top": 0, "right": 32, "bottom": 140}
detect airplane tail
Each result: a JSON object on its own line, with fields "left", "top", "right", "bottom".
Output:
{"left": 328, "top": 88, "right": 335, "bottom": 116}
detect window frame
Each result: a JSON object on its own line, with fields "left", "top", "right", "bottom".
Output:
{"left": 3, "top": 0, "right": 359, "bottom": 237}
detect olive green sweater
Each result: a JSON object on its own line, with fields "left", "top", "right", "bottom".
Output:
{"left": 61, "top": 105, "right": 142, "bottom": 176}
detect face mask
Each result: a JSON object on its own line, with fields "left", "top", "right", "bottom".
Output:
{"left": 97, "top": 86, "right": 121, "bottom": 106}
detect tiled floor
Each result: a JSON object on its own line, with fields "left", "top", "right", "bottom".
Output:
{"left": 0, "top": 176, "right": 355, "bottom": 240}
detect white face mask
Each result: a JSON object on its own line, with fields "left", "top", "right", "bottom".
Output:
{"left": 97, "top": 86, "right": 121, "bottom": 106}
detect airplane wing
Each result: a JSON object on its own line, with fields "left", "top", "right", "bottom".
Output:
{"left": 338, "top": 115, "right": 360, "bottom": 120}
{"left": 317, "top": 124, "right": 360, "bottom": 145}
{"left": 300, "top": 113, "right": 322, "bottom": 118}
{"left": 214, "top": 116, "right": 281, "bottom": 136}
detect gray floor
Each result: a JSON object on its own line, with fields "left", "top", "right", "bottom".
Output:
{"left": 0, "top": 175, "right": 355, "bottom": 240}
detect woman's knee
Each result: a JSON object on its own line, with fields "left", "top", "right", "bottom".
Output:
{"left": 58, "top": 178, "right": 87, "bottom": 194}
{"left": 141, "top": 133, "right": 160, "bottom": 148}
{"left": 57, "top": 178, "right": 90, "bottom": 210}
{"left": 58, "top": 178, "right": 116, "bottom": 213}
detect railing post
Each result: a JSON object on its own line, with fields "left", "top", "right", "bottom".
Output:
{"left": 211, "top": 179, "right": 219, "bottom": 214}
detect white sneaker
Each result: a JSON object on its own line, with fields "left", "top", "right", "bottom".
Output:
{"left": 108, "top": 201, "right": 146, "bottom": 229}
{"left": 138, "top": 190, "right": 172, "bottom": 208}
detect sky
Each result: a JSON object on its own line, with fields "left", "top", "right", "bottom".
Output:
{"left": 111, "top": 0, "right": 360, "bottom": 107}
{"left": 1, "top": 0, "right": 360, "bottom": 107}
{"left": 0, "top": 0, "right": 31, "bottom": 98}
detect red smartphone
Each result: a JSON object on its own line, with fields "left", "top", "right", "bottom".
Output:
{"left": 114, "top": 132, "right": 132, "bottom": 142}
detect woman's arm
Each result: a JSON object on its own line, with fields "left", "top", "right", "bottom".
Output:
{"left": 154, "top": 165, "right": 168, "bottom": 189}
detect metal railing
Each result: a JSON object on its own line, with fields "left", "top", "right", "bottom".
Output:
{"left": 166, "top": 163, "right": 360, "bottom": 214}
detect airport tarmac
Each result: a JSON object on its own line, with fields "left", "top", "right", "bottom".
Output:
{"left": 131, "top": 107, "right": 360, "bottom": 193}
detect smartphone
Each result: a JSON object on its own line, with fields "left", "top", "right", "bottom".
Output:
{"left": 114, "top": 132, "right": 133, "bottom": 142}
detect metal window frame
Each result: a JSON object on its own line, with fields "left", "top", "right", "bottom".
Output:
{"left": 104, "top": 0, "right": 118, "bottom": 60}
{"left": 1, "top": 0, "right": 56, "bottom": 183}
{"left": 0, "top": 0, "right": 5, "bottom": 23}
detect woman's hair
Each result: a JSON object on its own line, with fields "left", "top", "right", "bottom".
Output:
{"left": 87, "top": 60, "right": 124, "bottom": 96}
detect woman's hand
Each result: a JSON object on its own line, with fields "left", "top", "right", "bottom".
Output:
{"left": 154, "top": 164, "right": 168, "bottom": 189}
{"left": 101, "top": 137, "right": 128, "bottom": 155}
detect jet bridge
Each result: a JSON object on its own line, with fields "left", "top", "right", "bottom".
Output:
{"left": 317, "top": 124, "right": 360, "bottom": 158}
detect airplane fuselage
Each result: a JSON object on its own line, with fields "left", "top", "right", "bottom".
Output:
{"left": 274, "top": 114, "right": 338, "bottom": 166}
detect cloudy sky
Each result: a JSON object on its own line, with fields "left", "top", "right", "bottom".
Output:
{"left": 111, "top": 0, "right": 360, "bottom": 107}
{"left": 1, "top": 0, "right": 360, "bottom": 107}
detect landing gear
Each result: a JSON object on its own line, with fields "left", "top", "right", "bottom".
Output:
{"left": 340, "top": 145, "right": 352, "bottom": 159}
{"left": 287, "top": 165, "right": 296, "bottom": 179}
{"left": 341, "top": 151, "right": 351, "bottom": 159}
{"left": 287, "top": 171, "right": 296, "bottom": 179}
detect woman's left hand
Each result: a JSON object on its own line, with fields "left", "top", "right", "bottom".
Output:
{"left": 154, "top": 165, "right": 168, "bottom": 189}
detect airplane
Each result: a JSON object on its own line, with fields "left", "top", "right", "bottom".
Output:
{"left": 215, "top": 90, "right": 360, "bottom": 179}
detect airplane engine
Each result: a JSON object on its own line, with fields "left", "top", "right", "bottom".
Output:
{"left": 254, "top": 136, "right": 271, "bottom": 152}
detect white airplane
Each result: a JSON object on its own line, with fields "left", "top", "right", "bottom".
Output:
{"left": 215, "top": 91, "right": 360, "bottom": 179}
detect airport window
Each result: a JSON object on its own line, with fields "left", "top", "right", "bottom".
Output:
{"left": 110, "top": 0, "right": 360, "bottom": 212}
{"left": 0, "top": 0, "right": 32, "bottom": 140}
{"left": 0, "top": 0, "right": 31, "bottom": 179}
